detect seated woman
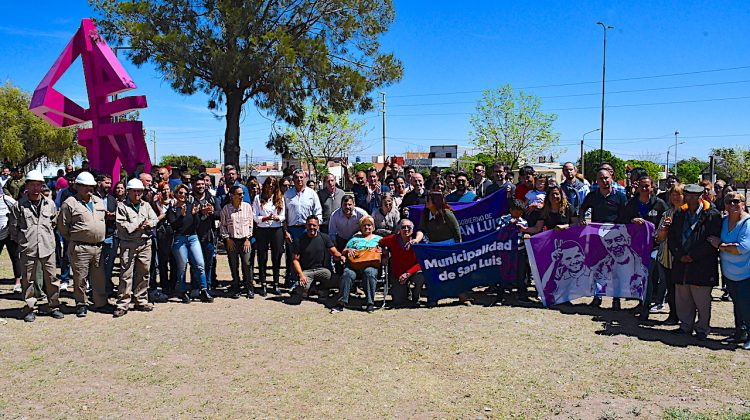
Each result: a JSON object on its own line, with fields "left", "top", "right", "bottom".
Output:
{"left": 373, "top": 192, "right": 400, "bottom": 237}
{"left": 331, "top": 216, "right": 382, "bottom": 313}
{"left": 378, "top": 219, "right": 425, "bottom": 308}
{"left": 524, "top": 185, "right": 578, "bottom": 235}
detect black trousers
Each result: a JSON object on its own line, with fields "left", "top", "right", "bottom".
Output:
{"left": 0, "top": 236, "right": 22, "bottom": 278}
{"left": 255, "top": 227, "right": 283, "bottom": 285}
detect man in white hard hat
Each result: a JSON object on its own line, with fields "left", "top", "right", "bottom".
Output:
{"left": 57, "top": 172, "right": 108, "bottom": 317}
{"left": 114, "top": 178, "right": 158, "bottom": 317}
{"left": 8, "top": 170, "right": 63, "bottom": 322}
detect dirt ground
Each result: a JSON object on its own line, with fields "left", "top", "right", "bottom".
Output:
{"left": 0, "top": 251, "right": 748, "bottom": 419}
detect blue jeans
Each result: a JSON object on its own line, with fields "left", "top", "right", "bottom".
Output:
{"left": 59, "top": 235, "right": 70, "bottom": 281}
{"left": 725, "top": 278, "right": 750, "bottom": 335}
{"left": 172, "top": 234, "right": 208, "bottom": 292}
{"left": 285, "top": 226, "right": 307, "bottom": 288}
{"left": 191, "top": 241, "right": 216, "bottom": 290}
{"left": 339, "top": 266, "right": 378, "bottom": 305}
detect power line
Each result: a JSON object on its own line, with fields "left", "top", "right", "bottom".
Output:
{"left": 389, "top": 64, "right": 750, "bottom": 98}
{"left": 387, "top": 79, "right": 750, "bottom": 108}
{"left": 383, "top": 95, "right": 750, "bottom": 117}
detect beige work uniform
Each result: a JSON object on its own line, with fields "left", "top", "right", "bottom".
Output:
{"left": 115, "top": 199, "right": 158, "bottom": 310}
{"left": 58, "top": 195, "right": 107, "bottom": 307}
{"left": 9, "top": 196, "right": 59, "bottom": 310}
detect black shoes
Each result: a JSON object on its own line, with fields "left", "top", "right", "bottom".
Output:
{"left": 180, "top": 292, "right": 191, "bottom": 304}
{"left": 49, "top": 308, "right": 64, "bottom": 319}
{"left": 260, "top": 284, "right": 267, "bottom": 297}
{"left": 229, "top": 288, "right": 241, "bottom": 299}
{"left": 612, "top": 299, "right": 622, "bottom": 311}
{"left": 200, "top": 289, "right": 214, "bottom": 303}
{"left": 76, "top": 306, "right": 88, "bottom": 318}
{"left": 22, "top": 310, "right": 36, "bottom": 323}
{"left": 113, "top": 308, "right": 127, "bottom": 318}
{"left": 246, "top": 287, "right": 254, "bottom": 299}
{"left": 589, "top": 297, "right": 602, "bottom": 307}
{"left": 366, "top": 304, "right": 376, "bottom": 313}
{"left": 725, "top": 332, "right": 749, "bottom": 344}
{"left": 271, "top": 284, "right": 281, "bottom": 295}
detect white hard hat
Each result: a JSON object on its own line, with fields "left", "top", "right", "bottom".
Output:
{"left": 25, "top": 170, "right": 45, "bottom": 182}
{"left": 75, "top": 171, "right": 97, "bottom": 186}
{"left": 126, "top": 179, "right": 145, "bottom": 190}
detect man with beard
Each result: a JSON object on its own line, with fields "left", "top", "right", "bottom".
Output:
{"left": 95, "top": 174, "right": 119, "bottom": 297}
{"left": 328, "top": 195, "right": 369, "bottom": 252}
{"left": 560, "top": 162, "right": 589, "bottom": 215}
{"left": 286, "top": 215, "right": 346, "bottom": 305}
{"left": 484, "top": 162, "right": 516, "bottom": 199}
{"left": 446, "top": 172, "right": 477, "bottom": 202}
{"left": 592, "top": 224, "right": 648, "bottom": 300}
{"left": 399, "top": 173, "right": 427, "bottom": 218}
{"left": 470, "top": 163, "right": 493, "bottom": 199}
{"left": 190, "top": 175, "right": 221, "bottom": 291}
{"left": 317, "top": 173, "right": 346, "bottom": 234}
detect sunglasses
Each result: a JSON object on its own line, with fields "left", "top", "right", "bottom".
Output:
{"left": 400, "top": 225, "right": 413, "bottom": 230}
{"left": 725, "top": 199, "right": 742, "bottom": 206}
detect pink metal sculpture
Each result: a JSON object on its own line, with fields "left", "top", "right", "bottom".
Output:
{"left": 29, "top": 18, "right": 150, "bottom": 186}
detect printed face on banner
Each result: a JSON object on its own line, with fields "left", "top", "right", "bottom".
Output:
{"left": 526, "top": 223, "right": 654, "bottom": 307}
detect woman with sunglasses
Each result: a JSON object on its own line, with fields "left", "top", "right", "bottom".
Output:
{"left": 168, "top": 184, "right": 213, "bottom": 303}
{"left": 253, "top": 176, "right": 285, "bottom": 296}
{"left": 708, "top": 192, "right": 750, "bottom": 349}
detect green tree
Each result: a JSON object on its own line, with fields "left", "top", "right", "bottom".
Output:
{"left": 580, "top": 149, "right": 625, "bottom": 183}
{"left": 675, "top": 161, "right": 702, "bottom": 184}
{"left": 92, "top": 0, "right": 403, "bottom": 169}
{"left": 159, "top": 155, "right": 205, "bottom": 171}
{"left": 672, "top": 157, "right": 707, "bottom": 184}
{"left": 469, "top": 84, "right": 560, "bottom": 169}
{"left": 275, "top": 104, "right": 366, "bottom": 180}
{"left": 625, "top": 159, "right": 663, "bottom": 181}
{"left": 710, "top": 147, "right": 750, "bottom": 183}
{"left": 0, "top": 82, "right": 81, "bottom": 167}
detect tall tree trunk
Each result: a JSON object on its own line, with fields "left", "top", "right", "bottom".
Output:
{"left": 223, "top": 88, "right": 243, "bottom": 169}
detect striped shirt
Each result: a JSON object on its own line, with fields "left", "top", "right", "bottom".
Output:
{"left": 220, "top": 201, "right": 254, "bottom": 239}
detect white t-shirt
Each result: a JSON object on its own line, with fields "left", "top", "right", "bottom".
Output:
{"left": 525, "top": 189, "right": 546, "bottom": 206}
{"left": 0, "top": 194, "right": 17, "bottom": 240}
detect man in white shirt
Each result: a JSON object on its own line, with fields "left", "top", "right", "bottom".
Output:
{"left": 284, "top": 169, "right": 322, "bottom": 289}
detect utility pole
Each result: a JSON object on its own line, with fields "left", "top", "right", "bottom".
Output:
{"left": 379, "top": 91, "right": 386, "bottom": 163}
{"left": 674, "top": 130, "right": 680, "bottom": 178}
{"left": 151, "top": 130, "right": 157, "bottom": 164}
{"left": 245, "top": 153, "right": 249, "bottom": 177}
{"left": 219, "top": 138, "right": 223, "bottom": 168}
{"left": 596, "top": 22, "right": 614, "bottom": 165}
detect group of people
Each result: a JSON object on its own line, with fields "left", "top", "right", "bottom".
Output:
{"left": 1, "top": 158, "right": 748, "bottom": 350}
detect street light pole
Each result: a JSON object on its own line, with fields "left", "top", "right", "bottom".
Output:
{"left": 674, "top": 130, "right": 680, "bottom": 177}
{"left": 596, "top": 22, "right": 614, "bottom": 165}
{"left": 581, "top": 128, "right": 600, "bottom": 178}
{"left": 666, "top": 140, "right": 684, "bottom": 178}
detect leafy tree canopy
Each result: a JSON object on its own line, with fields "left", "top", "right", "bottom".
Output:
{"left": 0, "top": 82, "right": 81, "bottom": 168}
{"left": 710, "top": 147, "right": 750, "bottom": 182}
{"left": 159, "top": 154, "right": 205, "bottom": 171}
{"left": 92, "top": 0, "right": 403, "bottom": 168}
{"left": 580, "top": 149, "right": 625, "bottom": 183}
{"left": 469, "top": 84, "right": 560, "bottom": 170}
{"left": 625, "top": 159, "right": 663, "bottom": 182}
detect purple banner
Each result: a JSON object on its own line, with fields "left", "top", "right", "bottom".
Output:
{"left": 408, "top": 189, "right": 509, "bottom": 242}
{"left": 526, "top": 223, "right": 655, "bottom": 307}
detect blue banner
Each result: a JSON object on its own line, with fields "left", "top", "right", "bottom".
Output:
{"left": 408, "top": 189, "right": 510, "bottom": 242}
{"left": 413, "top": 225, "right": 519, "bottom": 301}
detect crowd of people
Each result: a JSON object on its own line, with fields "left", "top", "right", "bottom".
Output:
{"left": 0, "top": 158, "right": 748, "bottom": 349}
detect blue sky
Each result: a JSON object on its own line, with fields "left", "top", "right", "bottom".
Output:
{"left": 3, "top": 1, "right": 749, "bottom": 166}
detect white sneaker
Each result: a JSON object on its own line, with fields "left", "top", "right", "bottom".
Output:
{"left": 13, "top": 284, "right": 22, "bottom": 293}
{"left": 60, "top": 281, "right": 70, "bottom": 291}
